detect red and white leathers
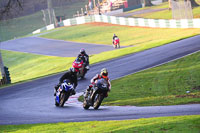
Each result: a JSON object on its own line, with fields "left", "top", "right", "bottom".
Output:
{"left": 89, "top": 74, "right": 111, "bottom": 91}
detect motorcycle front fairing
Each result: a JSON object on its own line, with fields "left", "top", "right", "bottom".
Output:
{"left": 72, "top": 58, "right": 85, "bottom": 78}
{"left": 91, "top": 84, "right": 109, "bottom": 102}
{"left": 73, "top": 57, "right": 84, "bottom": 69}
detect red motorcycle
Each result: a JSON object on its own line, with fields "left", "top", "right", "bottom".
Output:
{"left": 113, "top": 37, "right": 120, "bottom": 48}
{"left": 72, "top": 57, "right": 86, "bottom": 79}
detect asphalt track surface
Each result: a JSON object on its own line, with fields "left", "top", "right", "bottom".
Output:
{"left": 0, "top": 35, "right": 200, "bottom": 125}
{"left": 0, "top": 37, "right": 115, "bottom": 57}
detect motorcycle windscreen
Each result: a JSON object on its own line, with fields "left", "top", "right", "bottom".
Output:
{"left": 61, "top": 81, "right": 73, "bottom": 92}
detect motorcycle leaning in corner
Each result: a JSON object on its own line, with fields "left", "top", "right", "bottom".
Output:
{"left": 55, "top": 79, "right": 74, "bottom": 107}
{"left": 72, "top": 57, "right": 89, "bottom": 79}
{"left": 83, "top": 78, "right": 110, "bottom": 110}
{"left": 113, "top": 37, "right": 120, "bottom": 49}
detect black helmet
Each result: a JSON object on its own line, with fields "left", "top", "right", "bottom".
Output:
{"left": 100, "top": 68, "right": 108, "bottom": 79}
{"left": 80, "top": 48, "right": 85, "bottom": 55}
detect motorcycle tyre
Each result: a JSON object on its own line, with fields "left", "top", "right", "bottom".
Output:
{"left": 55, "top": 98, "right": 59, "bottom": 106}
{"left": 80, "top": 75, "right": 85, "bottom": 79}
{"left": 93, "top": 94, "right": 104, "bottom": 110}
{"left": 83, "top": 98, "right": 90, "bottom": 109}
{"left": 118, "top": 43, "right": 120, "bottom": 48}
{"left": 59, "top": 92, "right": 70, "bottom": 107}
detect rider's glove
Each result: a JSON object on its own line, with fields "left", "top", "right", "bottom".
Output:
{"left": 85, "top": 66, "right": 90, "bottom": 70}
{"left": 89, "top": 84, "right": 93, "bottom": 88}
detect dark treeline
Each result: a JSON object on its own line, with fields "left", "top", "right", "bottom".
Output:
{"left": 0, "top": 0, "right": 85, "bottom": 20}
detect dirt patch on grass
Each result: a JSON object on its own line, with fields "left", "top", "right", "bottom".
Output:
{"left": 192, "top": 86, "right": 200, "bottom": 90}
{"left": 176, "top": 93, "right": 200, "bottom": 98}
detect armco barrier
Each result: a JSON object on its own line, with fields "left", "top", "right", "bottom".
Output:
{"left": 32, "top": 15, "right": 200, "bottom": 34}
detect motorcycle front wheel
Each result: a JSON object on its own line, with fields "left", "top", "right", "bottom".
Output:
{"left": 59, "top": 92, "right": 70, "bottom": 107}
{"left": 93, "top": 94, "right": 104, "bottom": 110}
{"left": 83, "top": 98, "right": 90, "bottom": 109}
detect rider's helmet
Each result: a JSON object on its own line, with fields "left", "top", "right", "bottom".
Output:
{"left": 100, "top": 68, "right": 108, "bottom": 79}
{"left": 113, "top": 34, "right": 116, "bottom": 37}
{"left": 80, "top": 48, "right": 86, "bottom": 55}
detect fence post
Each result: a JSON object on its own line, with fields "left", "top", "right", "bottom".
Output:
{"left": 0, "top": 40, "right": 5, "bottom": 80}
{"left": 81, "top": 8, "right": 84, "bottom": 16}
{"left": 4, "top": 66, "right": 11, "bottom": 84}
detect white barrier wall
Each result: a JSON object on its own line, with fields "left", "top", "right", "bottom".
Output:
{"left": 63, "top": 19, "right": 71, "bottom": 26}
{"left": 32, "top": 29, "right": 41, "bottom": 34}
{"left": 32, "top": 15, "right": 200, "bottom": 34}
{"left": 46, "top": 24, "right": 55, "bottom": 30}
{"left": 193, "top": 19, "right": 200, "bottom": 28}
{"left": 76, "top": 16, "right": 86, "bottom": 24}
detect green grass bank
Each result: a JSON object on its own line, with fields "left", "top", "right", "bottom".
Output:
{"left": 0, "top": 0, "right": 88, "bottom": 42}
{"left": 40, "top": 23, "right": 200, "bottom": 46}
{"left": 1, "top": 50, "right": 75, "bottom": 83}
{"left": 103, "top": 51, "right": 200, "bottom": 106}
{"left": 0, "top": 115, "right": 199, "bottom": 132}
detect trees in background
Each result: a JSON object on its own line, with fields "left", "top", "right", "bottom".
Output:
{"left": 0, "top": 0, "right": 23, "bottom": 20}
{"left": 144, "top": 0, "right": 153, "bottom": 7}
{"left": 143, "top": 0, "right": 199, "bottom": 8}
{"left": 189, "top": 0, "right": 199, "bottom": 7}
{"left": 168, "top": 0, "right": 199, "bottom": 9}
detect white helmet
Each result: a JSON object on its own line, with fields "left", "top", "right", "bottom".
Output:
{"left": 100, "top": 68, "right": 108, "bottom": 78}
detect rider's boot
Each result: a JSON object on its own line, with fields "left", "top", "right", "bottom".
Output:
{"left": 84, "top": 85, "right": 92, "bottom": 98}
{"left": 54, "top": 84, "right": 59, "bottom": 96}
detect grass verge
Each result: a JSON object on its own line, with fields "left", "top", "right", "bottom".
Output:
{"left": 0, "top": 115, "right": 199, "bottom": 132}
{"left": 0, "top": 0, "right": 87, "bottom": 42}
{"left": 1, "top": 50, "right": 75, "bottom": 83}
{"left": 102, "top": 51, "right": 200, "bottom": 106}
{"left": 40, "top": 23, "right": 200, "bottom": 46}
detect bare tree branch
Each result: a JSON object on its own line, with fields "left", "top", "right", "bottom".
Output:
{"left": 0, "top": 0, "right": 23, "bottom": 20}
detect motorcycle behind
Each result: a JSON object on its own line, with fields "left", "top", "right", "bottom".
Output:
{"left": 72, "top": 57, "right": 86, "bottom": 79}
{"left": 83, "top": 78, "right": 109, "bottom": 110}
{"left": 113, "top": 37, "right": 120, "bottom": 49}
{"left": 55, "top": 80, "right": 74, "bottom": 107}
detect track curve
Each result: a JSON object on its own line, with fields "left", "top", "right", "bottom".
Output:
{"left": 0, "top": 37, "right": 115, "bottom": 57}
{"left": 0, "top": 35, "right": 200, "bottom": 125}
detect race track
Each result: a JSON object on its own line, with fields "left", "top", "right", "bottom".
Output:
{"left": 0, "top": 35, "right": 200, "bottom": 125}
{"left": 0, "top": 37, "right": 115, "bottom": 57}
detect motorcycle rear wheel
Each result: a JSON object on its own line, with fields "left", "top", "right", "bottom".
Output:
{"left": 118, "top": 43, "right": 120, "bottom": 48}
